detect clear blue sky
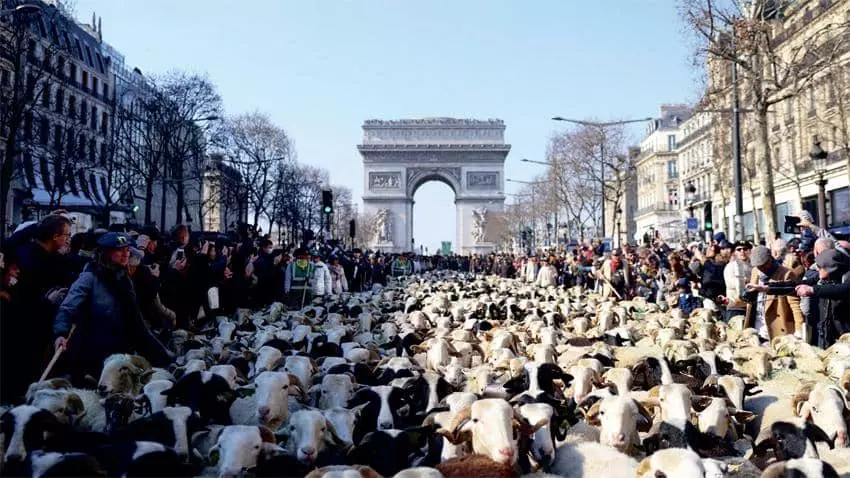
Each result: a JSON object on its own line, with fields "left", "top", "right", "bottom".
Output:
{"left": 76, "top": 0, "right": 698, "bottom": 253}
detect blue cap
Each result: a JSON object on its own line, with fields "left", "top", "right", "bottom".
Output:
{"left": 96, "top": 232, "right": 133, "bottom": 249}
{"left": 713, "top": 232, "right": 726, "bottom": 243}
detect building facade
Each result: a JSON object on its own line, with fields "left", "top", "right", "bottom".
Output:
{"left": 677, "top": 111, "right": 714, "bottom": 242}
{"left": 202, "top": 153, "right": 246, "bottom": 233}
{"left": 707, "top": 0, "right": 850, "bottom": 241}
{"left": 634, "top": 105, "right": 692, "bottom": 242}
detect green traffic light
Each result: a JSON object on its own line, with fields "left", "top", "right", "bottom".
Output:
{"left": 323, "top": 207, "right": 332, "bottom": 213}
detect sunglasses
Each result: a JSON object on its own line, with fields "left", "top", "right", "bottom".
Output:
{"left": 735, "top": 248, "right": 745, "bottom": 251}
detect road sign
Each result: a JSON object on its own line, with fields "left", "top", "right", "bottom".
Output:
{"left": 686, "top": 217, "right": 699, "bottom": 231}
{"left": 441, "top": 241, "right": 452, "bottom": 255}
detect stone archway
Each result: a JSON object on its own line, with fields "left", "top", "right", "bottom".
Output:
{"left": 359, "top": 118, "right": 508, "bottom": 254}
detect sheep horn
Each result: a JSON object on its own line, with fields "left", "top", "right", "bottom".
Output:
{"left": 446, "top": 406, "right": 472, "bottom": 436}
{"left": 790, "top": 382, "right": 816, "bottom": 415}
{"left": 129, "top": 355, "right": 152, "bottom": 373}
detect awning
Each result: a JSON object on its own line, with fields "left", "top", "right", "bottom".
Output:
{"left": 22, "top": 156, "right": 118, "bottom": 210}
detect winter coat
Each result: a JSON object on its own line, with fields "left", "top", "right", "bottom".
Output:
{"left": 743, "top": 263, "right": 805, "bottom": 339}
{"left": 535, "top": 265, "right": 558, "bottom": 288}
{"left": 523, "top": 261, "right": 538, "bottom": 283}
{"left": 699, "top": 258, "right": 727, "bottom": 302}
{"left": 812, "top": 272, "right": 850, "bottom": 347}
{"left": 310, "top": 261, "right": 333, "bottom": 297}
{"left": 724, "top": 259, "right": 752, "bottom": 305}
{"left": 330, "top": 264, "right": 348, "bottom": 295}
{"left": 53, "top": 262, "right": 172, "bottom": 379}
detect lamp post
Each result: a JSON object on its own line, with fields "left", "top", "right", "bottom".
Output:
{"left": 507, "top": 178, "right": 547, "bottom": 250}
{"left": 520, "top": 158, "right": 561, "bottom": 248}
{"left": 810, "top": 136, "right": 829, "bottom": 228}
{"left": 551, "top": 116, "right": 652, "bottom": 238}
{"left": 684, "top": 180, "right": 696, "bottom": 241}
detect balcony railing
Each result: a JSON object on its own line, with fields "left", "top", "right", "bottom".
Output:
{"left": 636, "top": 203, "right": 681, "bottom": 217}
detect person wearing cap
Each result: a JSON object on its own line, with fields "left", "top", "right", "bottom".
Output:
{"left": 390, "top": 253, "right": 413, "bottom": 278}
{"left": 791, "top": 249, "right": 850, "bottom": 347}
{"left": 284, "top": 248, "right": 314, "bottom": 306}
{"left": 721, "top": 241, "right": 753, "bottom": 319}
{"left": 743, "top": 245, "right": 806, "bottom": 343}
{"left": 52, "top": 232, "right": 173, "bottom": 382}
{"left": 346, "top": 248, "right": 370, "bottom": 293}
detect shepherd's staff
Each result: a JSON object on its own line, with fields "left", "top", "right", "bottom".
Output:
{"left": 40, "top": 324, "right": 76, "bottom": 381}
{"left": 598, "top": 275, "right": 623, "bottom": 300}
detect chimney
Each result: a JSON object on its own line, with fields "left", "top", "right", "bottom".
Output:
{"left": 92, "top": 12, "right": 95, "bottom": 29}
{"left": 97, "top": 16, "right": 102, "bottom": 41}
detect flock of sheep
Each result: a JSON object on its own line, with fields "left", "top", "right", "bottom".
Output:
{"left": 2, "top": 270, "right": 850, "bottom": 477}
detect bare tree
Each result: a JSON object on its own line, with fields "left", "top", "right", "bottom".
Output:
{"left": 217, "top": 111, "right": 293, "bottom": 227}
{"left": 0, "top": 4, "right": 71, "bottom": 240}
{"left": 146, "top": 71, "right": 221, "bottom": 228}
{"left": 681, "top": 0, "right": 850, "bottom": 235}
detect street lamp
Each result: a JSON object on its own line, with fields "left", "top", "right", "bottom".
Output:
{"left": 810, "top": 136, "right": 829, "bottom": 228}
{"left": 685, "top": 180, "right": 697, "bottom": 217}
{"left": 507, "top": 178, "right": 544, "bottom": 250}
{"left": 551, "top": 116, "right": 652, "bottom": 238}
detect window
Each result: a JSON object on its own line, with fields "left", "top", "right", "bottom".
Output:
{"left": 667, "top": 160, "right": 678, "bottom": 179}
{"left": 69, "top": 64, "right": 77, "bottom": 83}
{"left": 668, "top": 188, "right": 679, "bottom": 208}
{"left": 84, "top": 45, "right": 93, "bottom": 67}
{"left": 92, "top": 77, "right": 98, "bottom": 96}
{"left": 40, "top": 155, "right": 52, "bottom": 191}
{"left": 77, "top": 134, "right": 85, "bottom": 159}
{"left": 54, "top": 89, "right": 64, "bottom": 114}
{"left": 808, "top": 86, "right": 816, "bottom": 113}
{"left": 81, "top": 70, "right": 88, "bottom": 90}
{"left": 39, "top": 117, "right": 48, "bottom": 146}
{"left": 667, "top": 135, "right": 677, "bottom": 151}
{"left": 23, "top": 153, "right": 36, "bottom": 188}
{"left": 100, "top": 142, "right": 107, "bottom": 167}
{"left": 832, "top": 187, "right": 850, "bottom": 226}
{"left": 57, "top": 56, "right": 65, "bottom": 77}
{"left": 23, "top": 111, "right": 33, "bottom": 141}
{"left": 90, "top": 106, "right": 96, "bottom": 130}
{"left": 101, "top": 112, "right": 108, "bottom": 134}
{"left": 80, "top": 100, "right": 87, "bottom": 123}
{"left": 88, "top": 139, "right": 95, "bottom": 163}
{"left": 53, "top": 125, "right": 61, "bottom": 151}
{"left": 41, "top": 84, "right": 50, "bottom": 108}
{"left": 68, "top": 95, "right": 76, "bottom": 118}
{"left": 102, "top": 83, "right": 109, "bottom": 100}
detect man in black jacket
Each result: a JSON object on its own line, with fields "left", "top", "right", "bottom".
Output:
{"left": 796, "top": 249, "right": 850, "bottom": 348}
{"left": 1, "top": 215, "right": 74, "bottom": 403}
{"left": 346, "top": 249, "right": 370, "bottom": 292}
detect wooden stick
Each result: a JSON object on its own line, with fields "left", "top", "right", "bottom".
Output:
{"left": 40, "top": 324, "right": 76, "bottom": 381}
{"left": 598, "top": 275, "right": 623, "bottom": 300}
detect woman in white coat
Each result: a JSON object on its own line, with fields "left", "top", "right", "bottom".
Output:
{"left": 309, "top": 252, "right": 333, "bottom": 299}
{"left": 328, "top": 256, "right": 348, "bottom": 295}
{"left": 522, "top": 256, "right": 538, "bottom": 283}
{"left": 535, "top": 257, "right": 558, "bottom": 288}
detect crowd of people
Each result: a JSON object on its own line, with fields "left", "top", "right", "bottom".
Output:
{"left": 1, "top": 208, "right": 848, "bottom": 407}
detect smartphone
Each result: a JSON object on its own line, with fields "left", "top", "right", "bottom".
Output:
{"left": 175, "top": 248, "right": 185, "bottom": 261}
{"left": 784, "top": 216, "right": 801, "bottom": 234}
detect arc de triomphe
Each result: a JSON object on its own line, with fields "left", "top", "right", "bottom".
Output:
{"left": 359, "top": 118, "right": 508, "bottom": 254}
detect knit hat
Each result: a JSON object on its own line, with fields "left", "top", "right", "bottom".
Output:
{"left": 750, "top": 245, "right": 772, "bottom": 268}
{"left": 815, "top": 249, "right": 850, "bottom": 276}
{"left": 798, "top": 210, "right": 816, "bottom": 224}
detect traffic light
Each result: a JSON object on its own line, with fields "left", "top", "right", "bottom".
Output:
{"left": 704, "top": 201, "right": 713, "bottom": 231}
{"left": 321, "top": 190, "right": 333, "bottom": 214}
{"left": 349, "top": 219, "right": 356, "bottom": 238}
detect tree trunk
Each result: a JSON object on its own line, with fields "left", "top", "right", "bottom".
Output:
{"left": 0, "top": 135, "right": 18, "bottom": 244}
{"left": 144, "top": 178, "right": 154, "bottom": 225}
{"left": 159, "top": 177, "right": 167, "bottom": 230}
{"left": 757, "top": 106, "right": 778, "bottom": 237}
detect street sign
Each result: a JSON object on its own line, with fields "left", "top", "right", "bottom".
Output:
{"left": 686, "top": 217, "right": 699, "bottom": 231}
{"left": 441, "top": 241, "right": 452, "bottom": 255}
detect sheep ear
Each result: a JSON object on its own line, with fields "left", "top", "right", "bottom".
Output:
{"left": 731, "top": 410, "right": 756, "bottom": 424}
{"left": 796, "top": 401, "right": 812, "bottom": 421}
{"left": 584, "top": 402, "right": 602, "bottom": 426}
{"left": 691, "top": 395, "right": 713, "bottom": 412}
